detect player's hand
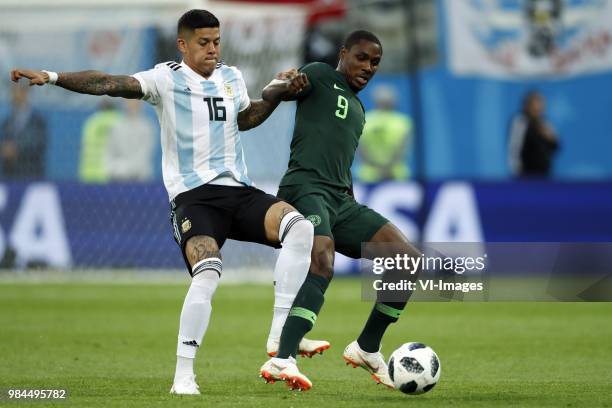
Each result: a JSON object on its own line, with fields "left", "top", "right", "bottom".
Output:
{"left": 276, "top": 68, "right": 299, "bottom": 81}
{"left": 10, "top": 69, "right": 49, "bottom": 86}
{"left": 286, "top": 72, "right": 308, "bottom": 97}
{"left": 275, "top": 68, "right": 309, "bottom": 97}
{"left": 263, "top": 69, "right": 309, "bottom": 102}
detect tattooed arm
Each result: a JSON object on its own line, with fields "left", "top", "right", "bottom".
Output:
{"left": 57, "top": 72, "right": 143, "bottom": 98}
{"left": 236, "top": 99, "right": 280, "bottom": 131}
{"left": 10, "top": 69, "right": 143, "bottom": 99}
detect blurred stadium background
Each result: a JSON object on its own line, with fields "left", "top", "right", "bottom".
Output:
{"left": 2, "top": 4, "right": 612, "bottom": 406}
{"left": 0, "top": 0, "right": 611, "bottom": 280}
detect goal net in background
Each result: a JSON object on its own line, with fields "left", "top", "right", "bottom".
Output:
{"left": 0, "top": 0, "right": 308, "bottom": 281}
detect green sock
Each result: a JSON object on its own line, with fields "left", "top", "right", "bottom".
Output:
{"left": 357, "top": 302, "right": 406, "bottom": 353}
{"left": 277, "top": 273, "right": 330, "bottom": 359}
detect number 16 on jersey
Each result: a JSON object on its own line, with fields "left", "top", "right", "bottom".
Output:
{"left": 204, "top": 97, "right": 226, "bottom": 121}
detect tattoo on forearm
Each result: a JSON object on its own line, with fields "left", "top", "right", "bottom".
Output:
{"left": 186, "top": 235, "right": 221, "bottom": 266}
{"left": 57, "top": 71, "right": 143, "bottom": 98}
{"left": 237, "top": 99, "right": 279, "bottom": 131}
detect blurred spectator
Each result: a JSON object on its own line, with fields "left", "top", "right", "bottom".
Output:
{"left": 508, "top": 91, "right": 560, "bottom": 178}
{"left": 304, "top": 26, "right": 342, "bottom": 67}
{"left": 356, "top": 85, "right": 413, "bottom": 183}
{"left": 0, "top": 83, "right": 47, "bottom": 179}
{"left": 106, "top": 99, "right": 156, "bottom": 182}
{"left": 79, "top": 100, "right": 120, "bottom": 183}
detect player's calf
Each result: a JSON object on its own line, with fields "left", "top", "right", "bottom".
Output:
{"left": 267, "top": 208, "right": 315, "bottom": 355}
{"left": 357, "top": 224, "right": 418, "bottom": 354}
{"left": 173, "top": 236, "right": 222, "bottom": 395}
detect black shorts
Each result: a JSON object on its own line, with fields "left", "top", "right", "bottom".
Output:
{"left": 170, "top": 184, "right": 282, "bottom": 272}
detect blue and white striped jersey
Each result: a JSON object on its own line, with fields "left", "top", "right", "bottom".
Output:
{"left": 133, "top": 61, "right": 253, "bottom": 201}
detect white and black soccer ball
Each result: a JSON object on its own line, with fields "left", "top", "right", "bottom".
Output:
{"left": 388, "top": 342, "right": 441, "bottom": 394}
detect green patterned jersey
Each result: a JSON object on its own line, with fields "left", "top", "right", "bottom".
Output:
{"left": 279, "top": 62, "right": 365, "bottom": 192}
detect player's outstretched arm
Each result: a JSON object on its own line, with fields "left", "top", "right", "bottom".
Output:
{"left": 237, "top": 70, "right": 308, "bottom": 131}
{"left": 11, "top": 69, "right": 143, "bottom": 99}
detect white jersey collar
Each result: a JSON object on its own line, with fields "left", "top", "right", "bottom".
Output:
{"left": 180, "top": 60, "right": 220, "bottom": 82}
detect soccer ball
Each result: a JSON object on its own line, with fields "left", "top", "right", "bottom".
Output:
{"left": 388, "top": 342, "right": 441, "bottom": 394}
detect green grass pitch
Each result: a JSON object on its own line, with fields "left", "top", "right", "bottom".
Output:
{"left": 1, "top": 278, "right": 611, "bottom": 407}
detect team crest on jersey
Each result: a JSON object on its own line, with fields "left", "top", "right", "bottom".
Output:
{"left": 306, "top": 215, "right": 322, "bottom": 227}
{"left": 224, "top": 82, "right": 234, "bottom": 97}
{"left": 181, "top": 218, "right": 192, "bottom": 233}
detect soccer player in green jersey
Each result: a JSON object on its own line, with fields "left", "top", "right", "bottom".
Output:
{"left": 259, "top": 30, "right": 421, "bottom": 390}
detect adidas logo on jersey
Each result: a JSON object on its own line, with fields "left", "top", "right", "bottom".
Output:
{"left": 165, "top": 61, "right": 182, "bottom": 71}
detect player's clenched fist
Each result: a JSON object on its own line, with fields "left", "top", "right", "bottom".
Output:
{"left": 11, "top": 69, "right": 50, "bottom": 86}
{"left": 276, "top": 68, "right": 309, "bottom": 94}
{"left": 275, "top": 68, "right": 299, "bottom": 81}
{"left": 287, "top": 72, "right": 308, "bottom": 96}
{"left": 263, "top": 69, "right": 309, "bottom": 102}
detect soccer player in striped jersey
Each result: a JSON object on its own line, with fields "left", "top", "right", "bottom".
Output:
{"left": 11, "top": 9, "right": 328, "bottom": 395}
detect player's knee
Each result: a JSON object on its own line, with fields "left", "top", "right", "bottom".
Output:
{"left": 397, "top": 242, "right": 420, "bottom": 259}
{"left": 310, "top": 250, "right": 334, "bottom": 281}
{"left": 282, "top": 217, "right": 314, "bottom": 251}
{"left": 310, "top": 263, "right": 334, "bottom": 281}
{"left": 185, "top": 235, "right": 220, "bottom": 269}
{"left": 373, "top": 240, "right": 419, "bottom": 260}
{"left": 381, "top": 242, "right": 422, "bottom": 278}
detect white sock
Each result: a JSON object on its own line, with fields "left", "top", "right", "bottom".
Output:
{"left": 175, "top": 356, "right": 194, "bottom": 381}
{"left": 174, "top": 258, "right": 221, "bottom": 382}
{"left": 268, "top": 307, "right": 290, "bottom": 344}
{"left": 268, "top": 212, "right": 313, "bottom": 343}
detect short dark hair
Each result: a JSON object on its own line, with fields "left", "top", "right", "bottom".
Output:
{"left": 343, "top": 30, "right": 382, "bottom": 53}
{"left": 177, "top": 9, "right": 220, "bottom": 36}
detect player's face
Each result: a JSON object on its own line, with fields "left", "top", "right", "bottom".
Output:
{"left": 339, "top": 40, "right": 382, "bottom": 92}
{"left": 178, "top": 27, "right": 221, "bottom": 78}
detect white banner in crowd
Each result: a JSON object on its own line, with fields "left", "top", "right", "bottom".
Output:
{"left": 446, "top": 0, "right": 612, "bottom": 78}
